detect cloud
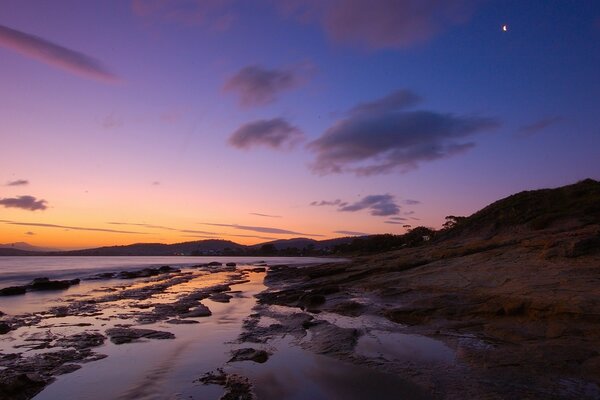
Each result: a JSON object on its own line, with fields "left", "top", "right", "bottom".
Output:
{"left": 308, "top": 89, "right": 499, "bottom": 175}
{"left": 388, "top": 216, "right": 407, "bottom": 221}
{"left": 311, "top": 194, "right": 402, "bottom": 216}
{"left": 402, "top": 199, "right": 420, "bottom": 205}
{"left": 334, "top": 230, "right": 369, "bottom": 236}
{"left": 223, "top": 65, "right": 303, "bottom": 107}
{"left": 339, "top": 194, "right": 400, "bottom": 216}
{"left": 229, "top": 233, "right": 277, "bottom": 240}
{"left": 25, "top": 231, "right": 35, "bottom": 235}
{"left": 5, "top": 179, "right": 29, "bottom": 186}
{"left": 384, "top": 220, "right": 405, "bottom": 225}
{"left": 0, "top": 195, "right": 47, "bottom": 211}
{"left": 152, "top": 181, "right": 161, "bottom": 186}
{"left": 109, "top": 222, "right": 217, "bottom": 235}
{"left": 310, "top": 199, "right": 347, "bottom": 207}
{"left": 250, "top": 213, "right": 282, "bottom": 218}
{"left": 348, "top": 90, "right": 422, "bottom": 115}
{"left": 279, "top": 0, "right": 479, "bottom": 49}
{"left": 229, "top": 118, "right": 304, "bottom": 150}
{"left": 404, "top": 211, "right": 415, "bottom": 215}
{"left": 0, "top": 24, "right": 118, "bottom": 82}
{"left": 517, "top": 116, "right": 563, "bottom": 137}
{"left": 201, "top": 222, "right": 324, "bottom": 237}
{"left": 0, "top": 220, "right": 147, "bottom": 234}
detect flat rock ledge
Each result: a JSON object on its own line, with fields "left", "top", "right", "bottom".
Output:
{"left": 105, "top": 327, "right": 175, "bottom": 344}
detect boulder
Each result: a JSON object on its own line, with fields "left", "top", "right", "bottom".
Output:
{"left": 0, "top": 286, "right": 27, "bottom": 296}
{"left": 229, "top": 348, "right": 270, "bottom": 363}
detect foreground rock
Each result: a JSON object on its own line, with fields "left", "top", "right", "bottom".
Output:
{"left": 229, "top": 348, "right": 270, "bottom": 364}
{"left": 87, "top": 265, "right": 180, "bottom": 280}
{"left": 255, "top": 179, "right": 600, "bottom": 399}
{"left": 105, "top": 327, "right": 175, "bottom": 344}
{"left": 198, "top": 368, "right": 256, "bottom": 400}
{"left": 0, "top": 278, "right": 80, "bottom": 297}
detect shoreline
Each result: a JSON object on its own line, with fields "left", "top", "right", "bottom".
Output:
{"left": 2, "top": 233, "right": 599, "bottom": 400}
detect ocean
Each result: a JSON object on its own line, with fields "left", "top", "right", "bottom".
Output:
{"left": 0, "top": 256, "right": 338, "bottom": 288}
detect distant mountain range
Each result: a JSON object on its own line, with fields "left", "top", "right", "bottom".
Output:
{"left": 0, "top": 242, "right": 59, "bottom": 253}
{"left": 0, "top": 236, "right": 361, "bottom": 257}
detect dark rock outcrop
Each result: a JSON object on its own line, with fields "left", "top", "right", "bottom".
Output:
{"left": 105, "top": 327, "right": 175, "bottom": 344}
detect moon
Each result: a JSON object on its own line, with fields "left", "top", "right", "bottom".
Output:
{"left": 502, "top": 24, "right": 508, "bottom": 32}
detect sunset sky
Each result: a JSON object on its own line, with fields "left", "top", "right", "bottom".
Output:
{"left": 1, "top": 0, "right": 599, "bottom": 249}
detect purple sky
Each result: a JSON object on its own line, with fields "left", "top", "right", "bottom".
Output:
{"left": 1, "top": 0, "right": 599, "bottom": 248}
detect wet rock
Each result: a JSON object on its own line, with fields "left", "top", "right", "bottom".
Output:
{"left": 0, "top": 372, "right": 47, "bottom": 400}
{"left": 226, "top": 262, "right": 237, "bottom": 267}
{"left": 90, "top": 266, "right": 181, "bottom": 280}
{"left": 208, "top": 261, "right": 223, "bottom": 266}
{"left": 166, "top": 319, "right": 199, "bottom": 324}
{"left": 29, "top": 277, "right": 80, "bottom": 291}
{"left": 105, "top": 327, "right": 175, "bottom": 344}
{"left": 198, "top": 369, "right": 256, "bottom": 400}
{"left": 249, "top": 267, "right": 266, "bottom": 273}
{"left": 210, "top": 292, "right": 232, "bottom": 303}
{"left": 0, "top": 286, "right": 27, "bottom": 296}
{"left": 181, "top": 304, "right": 212, "bottom": 318}
{"left": 0, "top": 322, "right": 11, "bottom": 335}
{"left": 301, "top": 321, "right": 359, "bottom": 356}
{"left": 52, "top": 364, "right": 81, "bottom": 375}
{"left": 229, "top": 348, "right": 270, "bottom": 364}
{"left": 55, "top": 332, "right": 106, "bottom": 350}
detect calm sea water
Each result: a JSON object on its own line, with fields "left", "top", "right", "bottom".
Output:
{"left": 0, "top": 256, "right": 341, "bottom": 287}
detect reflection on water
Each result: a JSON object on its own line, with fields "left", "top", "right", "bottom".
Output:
{"left": 1, "top": 260, "right": 440, "bottom": 400}
{"left": 233, "top": 337, "right": 430, "bottom": 400}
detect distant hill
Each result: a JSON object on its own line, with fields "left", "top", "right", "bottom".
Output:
{"left": 0, "top": 237, "right": 357, "bottom": 257}
{"left": 0, "top": 242, "right": 58, "bottom": 252}
{"left": 50, "top": 240, "right": 246, "bottom": 256}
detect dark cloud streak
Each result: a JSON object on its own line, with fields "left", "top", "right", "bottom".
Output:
{"left": 229, "top": 118, "right": 303, "bottom": 150}
{"left": 0, "top": 220, "right": 147, "bottom": 234}
{"left": 224, "top": 65, "right": 301, "bottom": 107}
{"left": 201, "top": 222, "right": 324, "bottom": 237}
{"left": 308, "top": 89, "right": 499, "bottom": 175}
{"left": 5, "top": 179, "right": 29, "bottom": 187}
{"left": 0, "top": 24, "right": 118, "bottom": 82}
{"left": 0, "top": 196, "right": 47, "bottom": 211}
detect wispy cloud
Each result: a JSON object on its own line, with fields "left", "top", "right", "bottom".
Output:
{"left": 249, "top": 213, "right": 282, "bottom": 218}
{"left": 108, "top": 222, "right": 216, "bottom": 235}
{"left": 0, "top": 24, "right": 118, "bottom": 82}
{"left": 0, "top": 195, "right": 47, "bottom": 211}
{"left": 385, "top": 220, "right": 409, "bottom": 225}
{"left": 280, "top": 0, "right": 480, "bottom": 49}
{"left": 0, "top": 220, "right": 147, "bottom": 234}
{"left": 517, "top": 116, "right": 563, "bottom": 137}
{"left": 25, "top": 231, "right": 35, "bottom": 235}
{"left": 387, "top": 216, "right": 407, "bottom": 221}
{"left": 224, "top": 65, "right": 304, "bottom": 107}
{"left": 229, "top": 118, "right": 304, "bottom": 150}
{"left": 402, "top": 199, "right": 421, "bottom": 205}
{"left": 334, "top": 230, "right": 369, "bottom": 236}
{"left": 312, "top": 194, "right": 401, "bottom": 217}
{"left": 5, "top": 179, "right": 29, "bottom": 187}
{"left": 308, "top": 89, "right": 499, "bottom": 175}
{"left": 310, "top": 199, "right": 347, "bottom": 207}
{"left": 201, "top": 222, "right": 324, "bottom": 237}
{"left": 339, "top": 194, "right": 400, "bottom": 216}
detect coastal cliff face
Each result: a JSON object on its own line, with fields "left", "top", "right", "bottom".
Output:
{"left": 258, "top": 179, "right": 600, "bottom": 398}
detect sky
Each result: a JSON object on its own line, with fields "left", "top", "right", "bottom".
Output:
{"left": 1, "top": 0, "right": 599, "bottom": 249}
